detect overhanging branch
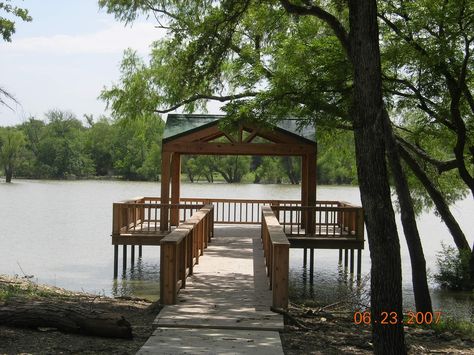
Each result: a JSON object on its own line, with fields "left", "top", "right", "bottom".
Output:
{"left": 279, "top": 0, "right": 350, "bottom": 55}
{"left": 155, "top": 92, "right": 259, "bottom": 114}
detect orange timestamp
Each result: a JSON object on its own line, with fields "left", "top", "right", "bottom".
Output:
{"left": 353, "top": 311, "right": 442, "bottom": 325}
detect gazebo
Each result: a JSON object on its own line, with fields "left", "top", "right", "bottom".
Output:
{"left": 160, "top": 114, "right": 317, "bottom": 230}
{"left": 111, "top": 114, "right": 364, "bottom": 304}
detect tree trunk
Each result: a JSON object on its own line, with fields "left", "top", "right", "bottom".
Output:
{"left": 398, "top": 144, "right": 474, "bottom": 286}
{"left": 0, "top": 300, "right": 132, "bottom": 339}
{"left": 398, "top": 145, "right": 471, "bottom": 251}
{"left": 382, "top": 111, "right": 432, "bottom": 313}
{"left": 5, "top": 166, "right": 12, "bottom": 183}
{"left": 349, "top": 1, "right": 406, "bottom": 353}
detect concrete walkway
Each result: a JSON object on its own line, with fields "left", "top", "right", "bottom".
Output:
{"left": 137, "top": 225, "right": 285, "bottom": 354}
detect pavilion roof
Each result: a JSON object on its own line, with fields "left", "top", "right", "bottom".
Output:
{"left": 163, "top": 114, "right": 316, "bottom": 145}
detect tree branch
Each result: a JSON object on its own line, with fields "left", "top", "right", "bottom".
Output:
{"left": 279, "top": 0, "right": 350, "bottom": 55}
{"left": 155, "top": 92, "right": 259, "bottom": 114}
{"left": 395, "top": 134, "right": 459, "bottom": 174}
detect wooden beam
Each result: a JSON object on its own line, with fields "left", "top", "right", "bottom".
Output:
{"left": 170, "top": 153, "right": 181, "bottom": 227}
{"left": 163, "top": 142, "right": 313, "bottom": 156}
{"left": 301, "top": 155, "right": 308, "bottom": 228}
{"left": 166, "top": 124, "right": 221, "bottom": 143}
{"left": 160, "top": 151, "right": 171, "bottom": 231}
{"left": 306, "top": 153, "right": 317, "bottom": 234}
{"left": 243, "top": 130, "right": 258, "bottom": 143}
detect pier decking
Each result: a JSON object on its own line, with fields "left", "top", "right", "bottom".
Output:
{"left": 137, "top": 225, "right": 284, "bottom": 354}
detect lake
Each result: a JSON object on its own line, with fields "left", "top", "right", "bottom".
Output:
{"left": 0, "top": 180, "right": 472, "bottom": 320}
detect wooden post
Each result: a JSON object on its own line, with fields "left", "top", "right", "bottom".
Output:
{"left": 160, "top": 242, "right": 178, "bottom": 305}
{"left": 139, "top": 245, "right": 143, "bottom": 258}
{"left": 122, "top": 245, "right": 127, "bottom": 274}
{"left": 131, "top": 245, "right": 135, "bottom": 267}
{"left": 113, "top": 245, "right": 118, "bottom": 278}
{"left": 357, "top": 249, "right": 362, "bottom": 280}
{"left": 338, "top": 249, "right": 343, "bottom": 263}
{"left": 301, "top": 155, "right": 308, "bottom": 228}
{"left": 344, "top": 249, "right": 348, "bottom": 270}
{"left": 160, "top": 151, "right": 171, "bottom": 231}
{"left": 272, "top": 243, "right": 289, "bottom": 309}
{"left": 307, "top": 152, "right": 317, "bottom": 235}
{"left": 309, "top": 248, "right": 314, "bottom": 276}
{"left": 170, "top": 153, "right": 181, "bottom": 227}
{"left": 303, "top": 248, "right": 307, "bottom": 267}
{"left": 350, "top": 249, "right": 354, "bottom": 274}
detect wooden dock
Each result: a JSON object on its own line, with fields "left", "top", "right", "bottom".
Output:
{"left": 137, "top": 225, "right": 285, "bottom": 354}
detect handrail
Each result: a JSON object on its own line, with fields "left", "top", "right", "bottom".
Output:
{"left": 112, "top": 197, "right": 363, "bottom": 238}
{"left": 261, "top": 206, "right": 290, "bottom": 309}
{"left": 160, "top": 204, "right": 214, "bottom": 305}
{"left": 112, "top": 200, "right": 204, "bottom": 235}
{"left": 270, "top": 205, "right": 364, "bottom": 240}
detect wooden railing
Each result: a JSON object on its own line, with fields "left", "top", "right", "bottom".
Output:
{"left": 178, "top": 198, "right": 300, "bottom": 224}
{"left": 160, "top": 204, "right": 214, "bottom": 305}
{"left": 112, "top": 197, "right": 204, "bottom": 235}
{"left": 261, "top": 206, "right": 290, "bottom": 309}
{"left": 270, "top": 202, "right": 364, "bottom": 240}
{"left": 112, "top": 197, "right": 363, "bottom": 240}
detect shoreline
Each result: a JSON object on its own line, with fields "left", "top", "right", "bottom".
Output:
{"left": 1, "top": 275, "right": 473, "bottom": 354}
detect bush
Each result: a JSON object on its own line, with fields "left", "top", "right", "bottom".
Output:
{"left": 434, "top": 243, "right": 472, "bottom": 291}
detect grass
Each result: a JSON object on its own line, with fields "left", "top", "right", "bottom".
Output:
{"left": 0, "top": 276, "right": 70, "bottom": 302}
{"left": 425, "top": 317, "right": 474, "bottom": 340}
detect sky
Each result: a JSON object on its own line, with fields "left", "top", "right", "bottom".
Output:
{"left": 0, "top": 0, "right": 167, "bottom": 126}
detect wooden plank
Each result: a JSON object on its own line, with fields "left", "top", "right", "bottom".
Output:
{"left": 288, "top": 237, "right": 364, "bottom": 249}
{"left": 160, "top": 242, "right": 178, "bottom": 305}
{"left": 162, "top": 142, "right": 314, "bottom": 156}
{"left": 272, "top": 243, "right": 289, "bottom": 309}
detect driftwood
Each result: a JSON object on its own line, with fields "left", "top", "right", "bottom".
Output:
{"left": 0, "top": 300, "right": 132, "bottom": 339}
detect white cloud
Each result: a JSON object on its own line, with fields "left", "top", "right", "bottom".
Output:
{"left": 0, "top": 22, "right": 164, "bottom": 55}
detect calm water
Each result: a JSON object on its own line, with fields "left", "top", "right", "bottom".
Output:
{"left": 0, "top": 180, "right": 472, "bottom": 319}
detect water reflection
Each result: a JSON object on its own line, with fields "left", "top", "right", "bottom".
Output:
{"left": 112, "top": 257, "right": 160, "bottom": 301}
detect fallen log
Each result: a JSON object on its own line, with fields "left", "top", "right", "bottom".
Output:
{"left": 0, "top": 300, "right": 132, "bottom": 339}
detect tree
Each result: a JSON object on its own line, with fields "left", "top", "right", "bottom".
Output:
{"left": 98, "top": 1, "right": 409, "bottom": 350}
{"left": 380, "top": 0, "right": 474, "bottom": 287}
{"left": 0, "top": 127, "right": 25, "bottom": 182}
{"left": 0, "top": 1, "right": 32, "bottom": 108}
{"left": 214, "top": 156, "right": 250, "bottom": 183}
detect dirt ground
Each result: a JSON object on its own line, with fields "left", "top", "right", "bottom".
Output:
{"left": 1, "top": 276, "right": 473, "bottom": 354}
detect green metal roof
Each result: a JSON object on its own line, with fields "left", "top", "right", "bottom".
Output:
{"left": 163, "top": 114, "right": 316, "bottom": 144}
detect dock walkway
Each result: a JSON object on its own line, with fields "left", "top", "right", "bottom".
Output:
{"left": 137, "top": 225, "right": 285, "bottom": 354}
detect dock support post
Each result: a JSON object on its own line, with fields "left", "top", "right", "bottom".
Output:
{"left": 303, "top": 248, "right": 307, "bottom": 267}
{"left": 338, "top": 249, "right": 343, "bottom": 264}
{"left": 350, "top": 249, "right": 354, "bottom": 274}
{"left": 113, "top": 245, "right": 118, "bottom": 278}
{"left": 139, "top": 245, "right": 143, "bottom": 258}
{"left": 344, "top": 249, "right": 348, "bottom": 270}
{"left": 309, "top": 248, "right": 314, "bottom": 277}
{"left": 122, "top": 245, "right": 127, "bottom": 275}
{"left": 131, "top": 245, "right": 135, "bottom": 267}
{"left": 357, "top": 249, "right": 362, "bottom": 281}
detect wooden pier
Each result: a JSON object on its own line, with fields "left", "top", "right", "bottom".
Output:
{"left": 111, "top": 197, "right": 364, "bottom": 306}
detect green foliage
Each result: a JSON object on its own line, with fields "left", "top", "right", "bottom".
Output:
{"left": 0, "top": 0, "right": 32, "bottom": 42}
{"left": 317, "top": 128, "right": 357, "bottom": 184}
{"left": 213, "top": 155, "right": 250, "bottom": 183}
{"left": 6, "top": 110, "right": 165, "bottom": 181}
{"left": 111, "top": 114, "right": 164, "bottom": 180}
{"left": 0, "top": 127, "right": 26, "bottom": 181}
{"left": 434, "top": 243, "right": 472, "bottom": 291}
{"left": 427, "top": 317, "right": 474, "bottom": 340}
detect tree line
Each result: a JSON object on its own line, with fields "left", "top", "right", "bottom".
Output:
{"left": 0, "top": 110, "right": 357, "bottom": 184}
